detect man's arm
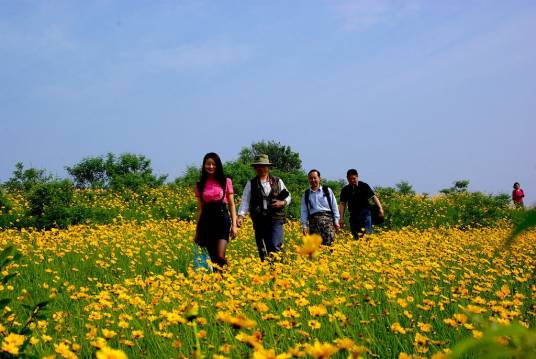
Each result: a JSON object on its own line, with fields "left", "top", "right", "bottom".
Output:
{"left": 237, "top": 181, "right": 251, "bottom": 227}
{"left": 372, "top": 195, "right": 384, "bottom": 217}
{"left": 329, "top": 188, "right": 340, "bottom": 227}
{"left": 300, "top": 192, "right": 309, "bottom": 235}
{"left": 338, "top": 202, "right": 346, "bottom": 228}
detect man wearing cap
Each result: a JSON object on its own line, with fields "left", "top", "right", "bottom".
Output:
{"left": 237, "top": 154, "right": 291, "bottom": 260}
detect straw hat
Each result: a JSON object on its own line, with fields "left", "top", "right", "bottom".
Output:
{"left": 251, "top": 154, "right": 273, "bottom": 167}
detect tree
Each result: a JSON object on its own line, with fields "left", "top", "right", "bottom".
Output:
{"left": 65, "top": 157, "right": 107, "bottom": 188}
{"left": 3, "top": 162, "right": 54, "bottom": 192}
{"left": 66, "top": 153, "right": 167, "bottom": 191}
{"left": 440, "top": 180, "right": 470, "bottom": 194}
{"left": 395, "top": 180, "right": 415, "bottom": 195}
{"left": 237, "top": 141, "right": 302, "bottom": 172}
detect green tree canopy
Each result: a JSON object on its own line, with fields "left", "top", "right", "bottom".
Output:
{"left": 66, "top": 153, "right": 167, "bottom": 191}
{"left": 237, "top": 140, "right": 302, "bottom": 172}
{"left": 3, "top": 162, "right": 54, "bottom": 192}
{"left": 395, "top": 180, "right": 416, "bottom": 195}
{"left": 440, "top": 179, "right": 470, "bottom": 194}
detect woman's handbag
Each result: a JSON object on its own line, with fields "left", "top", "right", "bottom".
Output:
{"left": 193, "top": 243, "right": 213, "bottom": 273}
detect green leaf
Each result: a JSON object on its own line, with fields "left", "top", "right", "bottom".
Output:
{"left": 0, "top": 245, "right": 16, "bottom": 268}
{"left": 35, "top": 300, "right": 50, "bottom": 309}
{"left": 1, "top": 273, "right": 17, "bottom": 284}
{"left": 505, "top": 209, "right": 536, "bottom": 248}
{"left": 0, "top": 298, "right": 11, "bottom": 310}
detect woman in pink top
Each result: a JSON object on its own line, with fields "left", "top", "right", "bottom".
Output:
{"left": 195, "top": 153, "right": 237, "bottom": 269}
{"left": 512, "top": 182, "right": 525, "bottom": 208}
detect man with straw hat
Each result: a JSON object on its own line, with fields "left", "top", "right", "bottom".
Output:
{"left": 237, "top": 154, "right": 291, "bottom": 261}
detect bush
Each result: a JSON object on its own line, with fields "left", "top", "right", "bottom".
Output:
{"left": 26, "top": 180, "right": 75, "bottom": 229}
{"left": 66, "top": 153, "right": 167, "bottom": 191}
{"left": 3, "top": 162, "right": 54, "bottom": 193}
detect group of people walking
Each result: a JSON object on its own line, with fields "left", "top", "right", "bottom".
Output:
{"left": 194, "top": 152, "right": 384, "bottom": 269}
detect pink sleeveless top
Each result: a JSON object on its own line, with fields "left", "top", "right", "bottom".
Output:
{"left": 195, "top": 178, "right": 234, "bottom": 204}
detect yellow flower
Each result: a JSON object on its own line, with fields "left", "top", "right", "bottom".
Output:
{"left": 417, "top": 322, "right": 432, "bottom": 333}
{"left": 282, "top": 308, "right": 300, "bottom": 318}
{"left": 304, "top": 340, "right": 338, "bottom": 358}
{"left": 216, "top": 312, "right": 256, "bottom": 329}
{"left": 308, "top": 320, "right": 321, "bottom": 329}
{"left": 297, "top": 234, "right": 322, "bottom": 258}
{"left": 236, "top": 331, "right": 263, "bottom": 349}
{"left": 453, "top": 313, "right": 468, "bottom": 324}
{"left": 96, "top": 346, "right": 128, "bottom": 359}
{"left": 132, "top": 330, "right": 144, "bottom": 339}
{"left": 54, "top": 342, "right": 78, "bottom": 359}
{"left": 308, "top": 304, "right": 328, "bottom": 317}
{"left": 1, "top": 333, "right": 26, "bottom": 355}
{"left": 334, "top": 337, "right": 355, "bottom": 350}
{"left": 390, "top": 322, "right": 407, "bottom": 334}
{"left": 102, "top": 329, "right": 117, "bottom": 339}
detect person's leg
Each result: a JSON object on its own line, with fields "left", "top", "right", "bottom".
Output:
{"left": 267, "top": 220, "right": 284, "bottom": 255}
{"left": 211, "top": 239, "right": 228, "bottom": 269}
{"left": 349, "top": 216, "right": 361, "bottom": 239}
{"left": 363, "top": 209, "right": 372, "bottom": 234}
{"left": 319, "top": 215, "right": 335, "bottom": 245}
{"left": 309, "top": 215, "right": 321, "bottom": 235}
{"left": 253, "top": 220, "right": 268, "bottom": 261}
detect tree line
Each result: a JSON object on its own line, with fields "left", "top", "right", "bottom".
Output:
{"left": 0, "top": 140, "right": 517, "bottom": 230}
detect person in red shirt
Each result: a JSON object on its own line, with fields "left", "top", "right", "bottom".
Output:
{"left": 512, "top": 182, "right": 525, "bottom": 208}
{"left": 194, "top": 153, "right": 238, "bottom": 269}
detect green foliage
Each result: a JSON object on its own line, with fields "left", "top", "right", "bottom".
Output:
{"left": 26, "top": 179, "right": 75, "bottom": 229}
{"left": 65, "top": 156, "right": 107, "bottom": 188}
{"left": 0, "top": 245, "right": 50, "bottom": 358}
{"left": 3, "top": 163, "right": 54, "bottom": 192}
{"left": 377, "top": 191, "right": 513, "bottom": 230}
{"left": 66, "top": 153, "right": 167, "bottom": 191}
{"left": 174, "top": 165, "right": 200, "bottom": 187}
{"left": 448, "top": 322, "right": 536, "bottom": 358}
{"left": 395, "top": 180, "right": 415, "bottom": 195}
{"left": 237, "top": 140, "right": 302, "bottom": 172}
{"left": 0, "top": 189, "right": 11, "bottom": 212}
{"left": 440, "top": 179, "right": 470, "bottom": 194}
{"left": 505, "top": 208, "right": 536, "bottom": 248}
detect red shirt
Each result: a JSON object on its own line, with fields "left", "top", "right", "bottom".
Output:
{"left": 512, "top": 188, "right": 524, "bottom": 203}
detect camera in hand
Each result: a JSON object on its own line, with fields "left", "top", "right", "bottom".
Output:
{"left": 275, "top": 189, "right": 290, "bottom": 201}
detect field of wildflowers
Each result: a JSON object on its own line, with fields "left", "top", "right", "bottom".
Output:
{"left": 0, "top": 187, "right": 534, "bottom": 358}
{"left": 0, "top": 211, "right": 535, "bottom": 358}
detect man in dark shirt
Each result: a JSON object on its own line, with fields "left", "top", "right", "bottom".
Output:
{"left": 339, "top": 169, "right": 384, "bottom": 238}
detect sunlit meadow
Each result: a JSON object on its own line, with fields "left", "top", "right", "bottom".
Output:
{"left": 0, "top": 189, "right": 534, "bottom": 358}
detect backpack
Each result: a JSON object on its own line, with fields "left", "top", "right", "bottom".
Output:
{"left": 305, "top": 186, "right": 335, "bottom": 223}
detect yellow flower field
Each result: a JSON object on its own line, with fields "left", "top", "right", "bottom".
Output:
{"left": 0, "top": 218, "right": 534, "bottom": 358}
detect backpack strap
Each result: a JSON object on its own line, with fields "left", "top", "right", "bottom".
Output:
{"left": 305, "top": 189, "right": 311, "bottom": 217}
{"left": 322, "top": 186, "right": 336, "bottom": 223}
{"left": 306, "top": 186, "right": 335, "bottom": 222}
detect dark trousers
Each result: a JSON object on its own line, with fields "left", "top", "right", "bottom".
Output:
{"left": 252, "top": 219, "right": 284, "bottom": 261}
{"left": 350, "top": 208, "right": 372, "bottom": 238}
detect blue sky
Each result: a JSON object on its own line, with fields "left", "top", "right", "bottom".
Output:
{"left": 1, "top": 0, "right": 535, "bottom": 204}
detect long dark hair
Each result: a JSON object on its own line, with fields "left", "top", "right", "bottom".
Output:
{"left": 197, "top": 152, "right": 226, "bottom": 199}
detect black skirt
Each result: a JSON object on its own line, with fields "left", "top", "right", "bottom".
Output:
{"left": 197, "top": 202, "right": 231, "bottom": 247}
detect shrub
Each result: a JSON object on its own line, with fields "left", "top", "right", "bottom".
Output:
{"left": 66, "top": 153, "right": 167, "bottom": 191}
{"left": 26, "top": 179, "right": 74, "bottom": 229}
{"left": 3, "top": 162, "right": 54, "bottom": 193}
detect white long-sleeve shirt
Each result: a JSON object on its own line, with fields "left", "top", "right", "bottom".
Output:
{"left": 238, "top": 178, "right": 291, "bottom": 216}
